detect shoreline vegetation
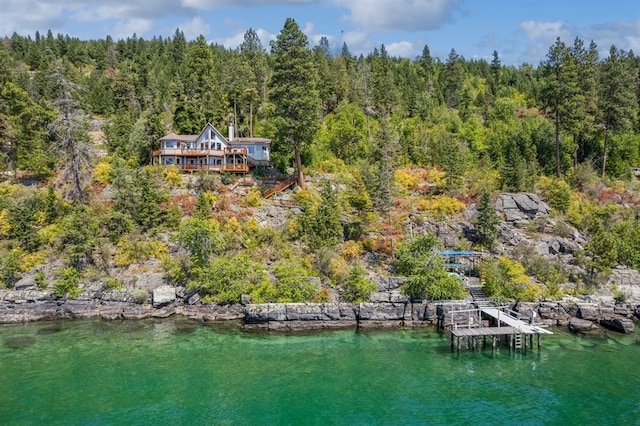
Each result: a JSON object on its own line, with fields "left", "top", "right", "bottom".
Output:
{"left": 2, "top": 20, "right": 640, "bottom": 328}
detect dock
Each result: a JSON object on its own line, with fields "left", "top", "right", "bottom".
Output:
{"left": 447, "top": 306, "right": 553, "bottom": 354}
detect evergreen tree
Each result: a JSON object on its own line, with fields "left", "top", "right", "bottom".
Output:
{"left": 475, "top": 190, "right": 499, "bottom": 250}
{"left": 48, "top": 61, "right": 93, "bottom": 202}
{"left": 541, "top": 38, "right": 582, "bottom": 177}
{"left": 175, "top": 35, "right": 219, "bottom": 133}
{"left": 269, "top": 18, "right": 320, "bottom": 187}
{"left": 598, "top": 45, "right": 637, "bottom": 177}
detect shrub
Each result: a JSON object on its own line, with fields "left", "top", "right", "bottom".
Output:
{"left": 114, "top": 236, "right": 169, "bottom": 267}
{"left": 189, "top": 255, "right": 269, "bottom": 305}
{"left": 402, "top": 269, "right": 466, "bottom": 300}
{"left": 272, "top": 260, "right": 323, "bottom": 303}
{"left": 341, "top": 240, "right": 363, "bottom": 260}
{"left": 35, "top": 270, "right": 47, "bottom": 289}
{"left": 54, "top": 267, "right": 82, "bottom": 298}
{"left": 93, "top": 159, "right": 113, "bottom": 185}
{"left": 479, "top": 257, "right": 543, "bottom": 301}
{"left": 341, "top": 266, "right": 377, "bottom": 302}
{"left": 416, "top": 195, "right": 466, "bottom": 219}
{"left": 132, "top": 288, "right": 150, "bottom": 304}
{"left": 103, "top": 277, "right": 123, "bottom": 291}
{"left": 244, "top": 188, "right": 262, "bottom": 208}
{"left": 538, "top": 176, "right": 572, "bottom": 214}
{"left": 0, "top": 249, "right": 21, "bottom": 288}
{"left": 162, "top": 165, "right": 184, "bottom": 188}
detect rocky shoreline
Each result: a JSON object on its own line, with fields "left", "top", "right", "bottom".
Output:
{"left": 2, "top": 287, "right": 638, "bottom": 334}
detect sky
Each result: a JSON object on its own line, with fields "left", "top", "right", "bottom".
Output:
{"left": 1, "top": 0, "right": 639, "bottom": 65}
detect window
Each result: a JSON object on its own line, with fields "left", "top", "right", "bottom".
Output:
{"left": 248, "top": 146, "right": 255, "bottom": 155}
{"left": 165, "top": 141, "right": 176, "bottom": 149}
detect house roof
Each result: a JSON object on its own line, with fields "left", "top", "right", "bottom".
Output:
{"left": 230, "top": 137, "right": 272, "bottom": 145}
{"left": 159, "top": 124, "right": 271, "bottom": 145}
{"left": 159, "top": 132, "right": 197, "bottom": 142}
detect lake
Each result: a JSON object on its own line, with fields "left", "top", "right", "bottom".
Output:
{"left": 1, "top": 319, "right": 639, "bottom": 425}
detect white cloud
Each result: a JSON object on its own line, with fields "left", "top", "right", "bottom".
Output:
{"left": 182, "top": 0, "right": 313, "bottom": 9}
{"left": 385, "top": 41, "right": 418, "bottom": 58}
{"left": 518, "top": 20, "right": 572, "bottom": 64}
{"left": 0, "top": 0, "right": 65, "bottom": 35}
{"left": 179, "top": 16, "right": 211, "bottom": 39}
{"left": 110, "top": 18, "right": 154, "bottom": 39}
{"left": 212, "top": 27, "right": 275, "bottom": 50}
{"left": 334, "top": 0, "right": 461, "bottom": 32}
{"left": 583, "top": 19, "right": 640, "bottom": 56}
{"left": 519, "top": 21, "right": 570, "bottom": 42}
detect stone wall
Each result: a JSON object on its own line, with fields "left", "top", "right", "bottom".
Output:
{"left": 1, "top": 289, "right": 638, "bottom": 334}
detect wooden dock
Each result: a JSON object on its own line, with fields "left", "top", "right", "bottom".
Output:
{"left": 447, "top": 306, "right": 552, "bottom": 354}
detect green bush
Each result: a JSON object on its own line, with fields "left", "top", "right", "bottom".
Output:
{"left": 189, "top": 255, "right": 269, "bottom": 305}
{"left": 479, "top": 257, "right": 543, "bottom": 301}
{"left": 132, "top": 288, "right": 150, "bottom": 304}
{"left": 103, "top": 277, "right": 123, "bottom": 291}
{"left": 54, "top": 267, "right": 82, "bottom": 298}
{"left": 402, "top": 269, "right": 467, "bottom": 301}
{"left": 35, "top": 270, "right": 47, "bottom": 289}
{"left": 341, "top": 266, "right": 377, "bottom": 302}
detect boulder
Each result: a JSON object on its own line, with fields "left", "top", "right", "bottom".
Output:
{"left": 152, "top": 285, "right": 176, "bottom": 308}
{"left": 577, "top": 304, "right": 599, "bottom": 321}
{"left": 569, "top": 317, "right": 598, "bottom": 333}
{"left": 599, "top": 317, "right": 635, "bottom": 333}
{"left": 14, "top": 275, "right": 37, "bottom": 291}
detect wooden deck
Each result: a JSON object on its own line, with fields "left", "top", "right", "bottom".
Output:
{"left": 447, "top": 306, "right": 552, "bottom": 354}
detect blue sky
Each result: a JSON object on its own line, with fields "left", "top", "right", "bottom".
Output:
{"left": 1, "top": 0, "right": 639, "bottom": 65}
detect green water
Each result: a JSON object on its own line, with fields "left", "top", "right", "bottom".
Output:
{"left": 1, "top": 320, "right": 639, "bottom": 425}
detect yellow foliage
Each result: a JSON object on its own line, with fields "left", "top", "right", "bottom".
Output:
{"left": 0, "top": 209, "right": 10, "bottom": 237}
{"left": 394, "top": 168, "right": 420, "bottom": 191}
{"left": 21, "top": 250, "right": 46, "bottom": 272}
{"left": 341, "top": 240, "right": 363, "bottom": 260}
{"left": 293, "top": 188, "right": 317, "bottom": 206}
{"left": 93, "top": 159, "right": 113, "bottom": 185}
{"left": 395, "top": 166, "right": 445, "bottom": 193}
{"left": 243, "top": 217, "right": 260, "bottom": 234}
{"left": 316, "top": 158, "right": 347, "bottom": 174}
{"left": 38, "top": 224, "right": 63, "bottom": 245}
{"left": 328, "top": 256, "right": 349, "bottom": 281}
{"left": 225, "top": 216, "right": 242, "bottom": 236}
{"left": 416, "top": 195, "right": 466, "bottom": 218}
{"left": 162, "top": 165, "right": 184, "bottom": 188}
{"left": 115, "top": 237, "right": 168, "bottom": 267}
{"left": 244, "top": 188, "right": 262, "bottom": 207}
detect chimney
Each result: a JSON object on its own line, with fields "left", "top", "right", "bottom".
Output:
{"left": 228, "top": 124, "right": 234, "bottom": 141}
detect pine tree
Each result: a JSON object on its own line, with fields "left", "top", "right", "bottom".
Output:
{"left": 475, "top": 190, "right": 499, "bottom": 250}
{"left": 541, "top": 38, "right": 582, "bottom": 177}
{"left": 269, "top": 18, "right": 320, "bottom": 188}
{"left": 48, "top": 61, "right": 93, "bottom": 203}
{"left": 597, "top": 45, "right": 637, "bottom": 177}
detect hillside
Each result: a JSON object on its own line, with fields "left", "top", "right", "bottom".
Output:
{"left": 1, "top": 20, "right": 640, "bottom": 307}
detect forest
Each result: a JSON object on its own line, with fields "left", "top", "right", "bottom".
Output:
{"left": 0, "top": 17, "right": 639, "bottom": 304}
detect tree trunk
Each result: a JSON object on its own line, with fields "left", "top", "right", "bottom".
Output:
{"left": 294, "top": 145, "right": 305, "bottom": 189}
{"left": 602, "top": 127, "right": 609, "bottom": 178}
{"left": 555, "top": 109, "right": 561, "bottom": 177}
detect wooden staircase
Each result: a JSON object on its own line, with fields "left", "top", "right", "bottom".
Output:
{"left": 262, "top": 175, "right": 298, "bottom": 199}
{"left": 469, "top": 286, "right": 491, "bottom": 307}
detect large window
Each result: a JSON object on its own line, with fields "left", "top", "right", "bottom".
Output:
{"left": 164, "top": 140, "right": 177, "bottom": 149}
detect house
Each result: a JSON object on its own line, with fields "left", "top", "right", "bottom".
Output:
{"left": 151, "top": 123, "right": 271, "bottom": 173}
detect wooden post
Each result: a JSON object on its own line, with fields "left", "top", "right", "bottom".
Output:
{"left": 537, "top": 334, "right": 541, "bottom": 351}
